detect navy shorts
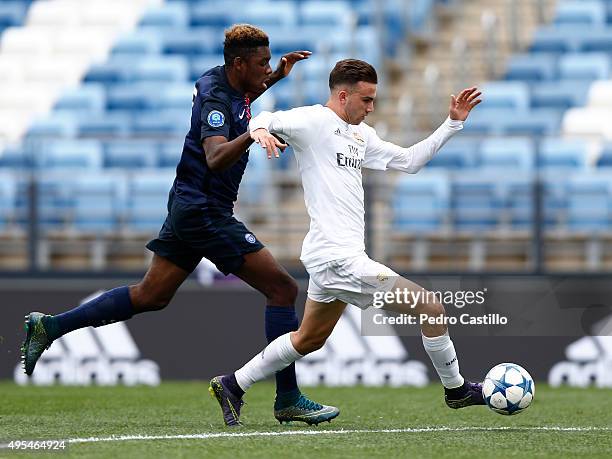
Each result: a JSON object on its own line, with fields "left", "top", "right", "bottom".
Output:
{"left": 146, "top": 193, "right": 264, "bottom": 275}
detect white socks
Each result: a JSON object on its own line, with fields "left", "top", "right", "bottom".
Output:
{"left": 235, "top": 332, "right": 303, "bottom": 391}
{"left": 422, "top": 332, "right": 464, "bottom": 389}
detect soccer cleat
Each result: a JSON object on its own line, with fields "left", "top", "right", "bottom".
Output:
{"left": 445, "top": 381, "right": 486, "bottom": 409}
{"left": 208, "top": 376, "right": 244, "bottom": 427}
{"left": 21, "top": 312, "right": 53, "bottom": 376}
{"left": 274, "top": 394, "right": 340, "bottom": 426}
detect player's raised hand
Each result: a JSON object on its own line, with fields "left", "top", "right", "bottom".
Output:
{"left": 449, "top": 87, "right": 482, "bottom": 121}
{"left": 251, "top": 128, "right": 287, "bottom": 159}
{"left": 271, "top": 50, "right": 312, "bottom": 80}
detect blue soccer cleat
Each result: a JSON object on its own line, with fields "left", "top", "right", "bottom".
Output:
{"left": 21, "top": 312, "right": 53, "bottom": 376}
{"left": 445, "top": 381, "right": 486, "bottom": 409}
{"left": 274, "top": 393, "right": 340, "bottom": 425}
{"left": 209, "top": 376, "right": 244, "bottom": 427}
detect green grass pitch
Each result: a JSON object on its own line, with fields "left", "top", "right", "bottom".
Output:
{"left": 1, "top": 381, "right": 611, "bottom": 458}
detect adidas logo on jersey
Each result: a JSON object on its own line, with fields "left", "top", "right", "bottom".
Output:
{"left": 295, "top": 307, "right": 428, "bottom": 387}
{"left": 13, "top": 291, "right": 160, "bottom": 387}
{"left": 334, "top": 128, "right": 341, "bottom": 136}
{"left": 548, "top": 314, "right": 612, "bottom": 388}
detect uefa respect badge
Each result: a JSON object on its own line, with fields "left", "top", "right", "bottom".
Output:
{"left": 207, "top": 110, "right": 225, "bottom": 128}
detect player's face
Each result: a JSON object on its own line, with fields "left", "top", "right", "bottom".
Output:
{"left": 241, "top": 46, "right": 273, "bottom": 93}
{"left": 343, "top": 81, "right": 376, "bottom": 125}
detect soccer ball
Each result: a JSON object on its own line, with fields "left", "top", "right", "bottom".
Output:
{"left": 482, "top": 363, "right": 535, "bottom": 415}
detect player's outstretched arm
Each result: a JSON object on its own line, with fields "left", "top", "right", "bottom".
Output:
{"left": 449, "top": 87, "right": 482, "bottom": 121}
{"left": 251, "top": 50, "right": 312, "bottom": 100}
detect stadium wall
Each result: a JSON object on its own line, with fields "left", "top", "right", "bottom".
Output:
{"left": 1, "top": 277, "right": 610, "bottom": 387}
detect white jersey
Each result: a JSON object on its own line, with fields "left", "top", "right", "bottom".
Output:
{"left": 249, "top": 104, "right": 463, "bottom": 269}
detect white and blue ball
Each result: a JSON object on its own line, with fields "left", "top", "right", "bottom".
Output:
{"left": 483, "top": 363, "right": 535, "bottom": 415}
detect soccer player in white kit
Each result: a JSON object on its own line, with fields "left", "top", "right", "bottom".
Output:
{"left": 210, "top": 59, "right": 484, "bottom": 426}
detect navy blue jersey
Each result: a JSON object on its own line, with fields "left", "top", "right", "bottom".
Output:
{"left": 173, "top": 65, "right": 250, "bottom": 209}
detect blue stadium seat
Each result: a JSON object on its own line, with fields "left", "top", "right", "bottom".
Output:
{"left": 480, "top": 82, "right": 530, "bottom": 111}
{"left": 596, "top": 142, "right": 612, "bottom": 167}
{"left": 157, "top": 83, "right": 194, "bottom": 111}
{"left": 71, "top": 173, "right": 126, "bottom": 231}
{"left": 0, "top": 2, "right": 27, "bottom": 29}
{"left": 0, "top": 145, "right": 30, "bottom": 169}
{"left": 503, "top": 110, "right": 562, "bottom": 136}
{"left": 0, "top": 172, "right": 17, "bottom": 229}
{"left": 111, "top": 31, "right": 162, "bottom": 57}
{"left": 190, "top": 56, "right": 223, "bottom": 81}
{"left": 131, "top": 112, "right": 189, "bottom": 137}
{"left": 126, "top": 172, "right": 174, "bottom": 231}
{"left": 538, "top": 138, "right": 589, "bottom": 170}
{"left": 451, "top": 174, "right": 503, "bottom": 231}
{"left": 505, "top": 173, "right": 535, "bottom": 229}
{"left": 234, "top": 2, "right": 298, "bottom": 28}
{"left": 36, "top": 173, "right": 73, "bottom": 229}
{"left": 139, "top": 3, "right": 189, "bottom": 29}
{"left": 478, "top": 137, "right": 535, "bottom": 170}
{"left": 161, "top": 28, "right": 220, "bottom": 56}
{"left": 505, "top": 54, "right": 558, "bottom": 81}
{"left": 40, "top": 140, "right": 103, "bottom": 170}
{"left": 106, "top": 84, "right": 152, "bottom": 111}
{"left": 578, "top": 29, "right": 612, "bottom": 52}
{"left": 428, "top": 138, "right": 478, "bottom": 169}
{"left": 530, "top": 81, "right": 590, "bottom": 110}
{"left": 54, "top": 85, "right": 106, "bottom": 114}
{"left": 393, "top": 172, "right": 450, "bottom": 233}
{"left": 84, "top": 60, "right": 133, "bottom": 85}
{"left": 530, "top": 28, "right": 577, "bottom": 53}
{"left": 133, "top": 56, "right": 189, "bottom": 83}
{"left": 77, "top": 114, "right": 131, "bottom": 138}
{"left": 542, "top": 172, "right": 568, "bottom": 229}
{"left": 566, "top": 172, "right": 612, "bottom": 231}
{"left": 299, "top": 1, "right": 354, "bottom": 27}
{"left": 103, "top": 141, "right": 157, "bottom": 169}
{"left": 25, "top": 115, "right": 77, "bottom": 139}
{"left": 558, "top": 53, "right": 611, "bottom": 80}
{"left": 554, "top": 0, "right": 607, "bottom": 27}
{"left": 158, "top": 141, "right": 183, "bottom": 169}
{"left": 189, "top": 8, "right": 231, "bottom": 28}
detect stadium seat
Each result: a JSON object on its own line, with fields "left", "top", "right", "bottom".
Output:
{"left": 479, "top": 82, "right": 530, "bottom": 111}
{"left": 234, "top": 2, "right": 298, "bottom": 28}
{"left": 478, "top": 137, "right": 535, "bottom": 170}
{"left": 566, "top": 172, "right": 612, "bottom": 231}
{"left": 0, "top": 2, "right": 27, "bottom": 29}
{"left": 504, "top": 53, "right": 558, "bottom": 82}
{"left": 554, "top": 1, "right": 607, "bottom": 27}
{"left": 76, "top": 114, "right": 131, "bottom": 138}
{"left": 530, "top": 27, "right": 577, "bottom": 53}
{"left": 538, "top": 138, "right": 589, "bottom": 170}
{"left": 393, "top": 172, "right": 450, "bottom": 233}
{"left": 451, "top": 174, "right": 504, "bottom": 231}
{"left": 131, "top": 112, "right": 189, "bottom": 137}
{"left": 190, "top": 56, "right": 223, "bottom": 81}
{"left": 578, "top": 29, "right": 612, "bottom": 52}
{"left": 0, "top": 172, "right": 17, "bottom": 229}
{"left": 157, "top": 141, "right": 183, "bottom": 169}
{"left": 133, "top": 56, "right": 189, "bottom": 83}
{"left": 595, "top": 142, "right": 612, "bottom": 168}
{"left": 25, "top": 115, "right": 77, "bottom": 139}
{"left": 530, "top": 81, "right": 590, "bottom": 110}
{"left": 299, "top": 1, "right": 355, "bottom": 28}
{"left": 0, "top": 145, "right": 30, "bottom": 169}
{"left": 125, "top": 172, "right": 174, "bottom": 231}
{"left": 428, "top": 138, "right": 478, "bottom": 169}
{"left": 139, "top": 3, "right": 189, "bottom": 29}
{"left": 40, "top": 140, "right": 103, "bottom": 170}
{"left": 160, "top": 28, "right": 220, "bottom": 57}
{"left": 54, "top": 85, "right": 107, "bottom": 114}
{"left": 110, "top": 31, "right": 162, "bottom": 57}
{"left": 71, "top": 173, "right": 127, "bottom": 232}
{"left": 558, "top": 53, "right": 611, "bottom": 80}
{"left": 103, "top": 141, "right": 157, "bottom": 169}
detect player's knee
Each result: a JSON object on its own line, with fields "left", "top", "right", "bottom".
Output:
{"left": 292, "top": 331, "right": 327, "bottom": 355}
{"left": 266, "top": 275, "right": 298, "bottom": 305}
{"left": 421, "top": 296, "right": 446, "bottom": 318}
{"left": 130, "top": 284, "right": 172, "bottom": 312}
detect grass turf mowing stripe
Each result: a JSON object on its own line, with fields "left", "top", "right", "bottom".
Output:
{"left": 1, "top": 426, "right": 610, "bottom": 448}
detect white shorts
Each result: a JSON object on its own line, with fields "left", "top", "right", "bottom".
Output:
{"left": 306, "top": 254, "right": 399, "bottom": 310}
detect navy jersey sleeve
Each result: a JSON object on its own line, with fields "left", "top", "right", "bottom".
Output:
{"left": 201, "top": 95, "right": 231, "bottom": 141}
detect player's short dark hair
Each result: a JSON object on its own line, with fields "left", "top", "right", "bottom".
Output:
{"left": 223, "top": 24, "right": 269, "bottom": 66}
{"left": 329, "top": 59, "right": 378, "bottom": 90}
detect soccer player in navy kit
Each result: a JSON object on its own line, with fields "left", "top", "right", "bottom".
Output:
{"left": 21, "top": 24, "right": 338, "bottom": 426}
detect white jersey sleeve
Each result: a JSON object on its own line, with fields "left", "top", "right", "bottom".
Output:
{"left": 362, "top": 117, "right": 464, "bottom": 173}
{"left": 249, "top": 106, "right": 322, "bottom": 150}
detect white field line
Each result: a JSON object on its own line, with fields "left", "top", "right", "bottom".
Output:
{"left": 1, "top": 426, "right": 610, "bottom": 448}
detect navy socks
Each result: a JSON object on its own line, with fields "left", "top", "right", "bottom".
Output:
{"left": 44, "top": 286, "right": 135, "bottom": 341}
{"left": 265, "top": 305, "right": 300, "bottom": 398}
